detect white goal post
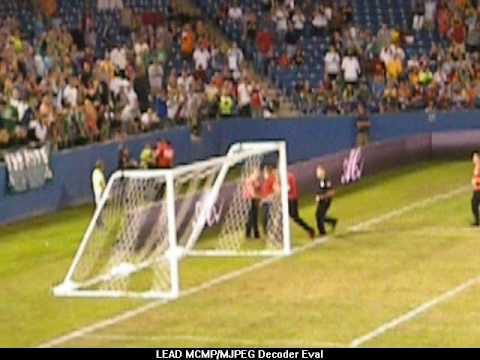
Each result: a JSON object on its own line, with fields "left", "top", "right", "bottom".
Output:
{"left": 53, "top": 141, "right": 291, "bottom": 300}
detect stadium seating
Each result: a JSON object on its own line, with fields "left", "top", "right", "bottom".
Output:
{"left": 193, "top": 0, "right": 452, "bottom": 114}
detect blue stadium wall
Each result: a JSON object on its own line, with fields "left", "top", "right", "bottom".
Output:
{"left": 1, "top": 110, "right": 479, "bottom": 225}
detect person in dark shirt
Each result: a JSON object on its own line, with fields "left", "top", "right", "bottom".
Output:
{"left": 315, "top": 166, "right": 338, "bottom": 236}
{"left": 133, "top": 69, "right": 151, "bottom": 113}
{"left": 244, "top": 167, "right": 261, "bottom": 239}
{"left": 471, "top": 150, "right": 480, "bottom": 226}
{"left": 118, "top": 146, "right": 137, "bottom": 170}
{"left": 260, "top": 165, "right": 277, "bottom": 236}
{"left": 355, "top": 103, "right": 371, "bottom": 147}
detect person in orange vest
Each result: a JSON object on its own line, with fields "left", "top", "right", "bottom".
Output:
{"left": 155, "top": 139, "right": 175, "bottom": 169}
{"left": 287, "top": 171, "right": 315, "bottom": 239}
{"left": 471, "top": 151, "right": 480, "bottom": 226}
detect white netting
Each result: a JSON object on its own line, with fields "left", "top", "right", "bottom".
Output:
{"left": 56, "top": 143, "right": 289, "bottom": 299}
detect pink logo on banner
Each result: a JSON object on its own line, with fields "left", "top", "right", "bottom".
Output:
{"left": 341, "top": 148, "right": 364, "bottom": 185}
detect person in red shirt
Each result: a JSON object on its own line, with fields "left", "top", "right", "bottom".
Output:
{"left": 256, "top": 27, "right": 273, "bottom": 74}
{"left": 155, "top": 139, "right": 175, "bottom": 169}
{"left": 244, "top": 167, "right": 261, "bottom": 239}
{"left": 260, "top": 165, "right": 278, "bottom": 235}
{"left": 288, "top": 171, "right": 315, "bottom": 238}
{"left": 449, "top": 18, "right": 466, "bottom": 52}
{"left": 471, "top": 151, "right": 480, "bottom": 226}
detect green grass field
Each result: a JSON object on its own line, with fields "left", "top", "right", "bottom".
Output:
{"left": 1, "top": 159, "right": 480, "bottom": 348}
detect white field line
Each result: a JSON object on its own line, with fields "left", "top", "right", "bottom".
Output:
{"left": 85, "top": 334, "right": 346, "bottom": 348}
{"left": 38, "top": 185, "right": 468, "bottom": 348}
{"left": 350, "top": 275, "right": 480, "bottom": 347}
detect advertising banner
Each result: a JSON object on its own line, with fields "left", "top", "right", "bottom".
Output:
{"left": 4, "top": 144, "right": 53, "bottom": 193}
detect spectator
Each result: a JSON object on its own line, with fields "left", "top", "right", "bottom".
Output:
{"left": 312, "top": 6, "right": 329, "bottom": 37}
{"left": 355, "top": 103, "right": 371, "bottom": 147}
{"left": 219, "top": 89, "right": 234, "bottom": 117}
{"left": 386, "top": 54, "right": 404, "bottom": 82}
{"left": 140, "top": 108, "right": 159, "bottom": 131}
{"left": 424, "top": 0, "right": 438, "bottom": 30}
{"left": 237, "top": 76, "right": 252, "bottom": 117}
{"left": 155, "top": 139, "right": 175, "bottom": 169}
{"left": 273, "top": 5, "right": 288, "bottom": 41}
{"left": 180, "top": 24, "right": 195, "bottom": 58}
{"left": 63, "top": 77, "right": 79, "bottom": 109}
{"left": 193, "top": 41, "right": 211, "bottom": 72}
{"left": 227, "top": 42, "right": 244, "bottom": 80}
{"left": 341, "top": 50, "right": 361, "bottom": 85}
{"left": 256, "top": 27, "right": 273, "bottom": 74}
{"left": 118, "top": 146, "right": 136, "bottom": 170}
{"left": 148, "top": 59, "right": 164, "bottom": 94}
{"left": 285, "top": 22, "right": 300, "bottom": 59}
{"left": 292, "top": 8, "right": 306, "bottom": 37}
{"left": 412, "top": 0, "right": 425, "bottom": 32}
{"left": 228, "top": 1, "right": 243, "bottom": 21}
{"left": 139, "top": 143, "right": 155, "bottom": 169}
{"left": 324, "top": 46, "right": 341, "bottom": 81}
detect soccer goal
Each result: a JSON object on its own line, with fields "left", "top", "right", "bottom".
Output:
{"left": 53, "top": 142, "right": 291, "bottom": 300}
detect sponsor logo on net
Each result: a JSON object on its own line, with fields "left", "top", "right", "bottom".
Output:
{"left": 194, "top": 199, "right": 224, "bottom": 227}
{"left": 156, "top": 349, "right": 324, "bottom": 360}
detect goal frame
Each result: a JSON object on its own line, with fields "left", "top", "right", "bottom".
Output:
{"left": 53, "top": 141, "right": 291, "bottom": 300}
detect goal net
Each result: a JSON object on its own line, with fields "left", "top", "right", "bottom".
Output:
{"left": 53, "top": 142, "right": 291, "bottom": 299}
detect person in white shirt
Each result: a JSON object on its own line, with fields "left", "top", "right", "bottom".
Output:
{"left": 274, "top": 6, "right": 288, "bottom": 39}
{"left": 63, "top": 77, "right": 78, "bottom": 108}
{"left": 380, "top": 44, "right": 405, "bottom": 67}
{"left": 29, "top": 118, "right": 48, "bottom": 143}
{"left": 34, "top": 53, "right": 45, "bottom": 78}
{"left": 193, "top": 44, "right": 211, "bottom": 71}
{"left": 284, "top": 0, "right": 295, "bottom": 11}
{"left": 237, "top": 77, "right": 252, "bottom": 116}
{"left": 228, "top": 3, "right": 243, "bottom": 21}
{"left": 177, "top": 69, "right": 194, "bottom": 93}
{"left": 110, "top": 75, "right": 129, "bottom": 98}
{"left": 324, "top": 46, "right": 341, "bottom": 80}
{"left": 312, "top": 7, "right": 328, "bottom": 37}
{"left": 110, "top": 47, "right": 127, "bottom": 71}
{"left": 140, "top": 108, "right": 159, "bottom": 131}
{"left": 148, "top": 61, "right": 164, "bottom": 93}
{"left": 292, "top": 8, "right": 306, "bottom": 34}
{"left": 134, "top": 39, "right": 149, "bottom": 57}
{"left": 341, "top": 51, "right": 361, "bottom": 84}
{"left": 92, "top": 160, "right": 106, "bottom": 208}
{"left": 227, "top": 43, "right": 244, "bottom": 80}
{"left": 424, "top": 0, "right": 437, "bottom": 30}
{"left": 126, "top": 85, "right": 138, "bottom": 109}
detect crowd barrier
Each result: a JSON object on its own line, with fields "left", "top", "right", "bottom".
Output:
{"left": 1, "top": 110, "right": 480, "bottom": 225}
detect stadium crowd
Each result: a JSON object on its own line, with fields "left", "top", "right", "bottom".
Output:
{"left": 0, "top": 0, "right": 279, "bottom": 153}
{"left": 210, "top": 0, "right": 480, "bottom": 115}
